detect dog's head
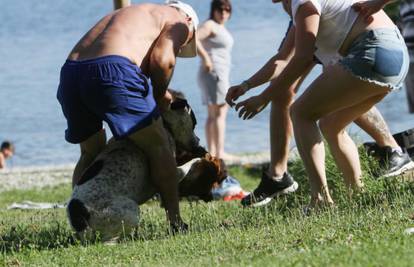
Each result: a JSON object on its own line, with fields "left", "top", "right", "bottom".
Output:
{"left": 178, "top": 154, "right": 228, "bottom": 202}
{"left": 162, "top": 90, "right": 201, "bottom": 153}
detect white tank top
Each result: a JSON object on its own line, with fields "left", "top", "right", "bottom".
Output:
{"left": 291, "top": 0, "right": 359, "bottom": 66}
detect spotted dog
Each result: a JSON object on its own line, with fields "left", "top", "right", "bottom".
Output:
{"left": 67, "top": 91, "right": 226, "bottom": 241}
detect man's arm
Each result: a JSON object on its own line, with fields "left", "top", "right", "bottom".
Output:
{"left": 149, "top": 24, "right": 188, "bottom": 101}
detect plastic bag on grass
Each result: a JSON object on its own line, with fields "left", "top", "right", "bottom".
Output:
{"left": 211, "top": 176, "right": 248, "bottom": 201}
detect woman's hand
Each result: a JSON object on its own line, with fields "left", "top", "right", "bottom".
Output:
{"left": 235, "top": 94, "right": 269, "bottom": 120}
{"left": 352, "top": 0, "right": 389, "bottom": 23}
{"left": 202, "top": 57, "right": 213, "bottom": 72}
{"left": 225, "top": 82, "right": 249, "bottom": 107}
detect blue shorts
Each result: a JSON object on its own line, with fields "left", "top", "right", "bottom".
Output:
{"left": 57, "top": 55, "right": 159, "bottom": 144}
{"left": 340, "top": 27, "right": 409, "bottom": 90}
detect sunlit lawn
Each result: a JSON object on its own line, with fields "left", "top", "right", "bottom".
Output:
{"left": 1, "top": 150, "right": 414, "bottom": 266}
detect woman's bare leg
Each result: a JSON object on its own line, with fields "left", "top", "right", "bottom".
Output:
{"left": 215, "top": 104, "right": 228, "bottom": 159}
{"left": 205, "top": 105, "right": 217, "bottom": 156}
{"left": 290, "top": 64, "right": 389, "bottom": 206}
{"left": 319, "top": 94, "right": 387, "bottom": 192}
{"left": 206, "top": 104, "right": 229, "bottom": 159}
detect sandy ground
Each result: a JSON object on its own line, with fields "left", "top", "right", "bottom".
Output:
{"left": 0, "top": 165, "right": 73, "bottom": 192}
{"left": 0, "top": 152, "right": 281, "bottom": 192}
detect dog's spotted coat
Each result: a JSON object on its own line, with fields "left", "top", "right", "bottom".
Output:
{"left": 67, "top": 92, "right": 226, "bottom": 241}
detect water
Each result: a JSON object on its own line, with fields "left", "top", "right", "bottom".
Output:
{"left": 0, "top": 0, "right": 413, "bottom": 167}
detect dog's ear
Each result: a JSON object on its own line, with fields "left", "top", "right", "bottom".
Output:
{"left": 178, "top": 155, "right": 230, "bottom": 202}
{"left": 204, "top": 153, "right": 212, "bottom": 161}
{"left": 194, "top": 146, "right": 208, "bottom": 157}
{"left": 67, "top": 199, "right": 90, "bottom": 232}
{"left": 208, "top": 157, "right": 228, "bottom": 183}
{"left": 176, "top": 146, "right": 208, "bottom": 166}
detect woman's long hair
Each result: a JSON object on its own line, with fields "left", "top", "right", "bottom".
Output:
{"left": 209, "top": 0, "right": 232, "bottom": 20}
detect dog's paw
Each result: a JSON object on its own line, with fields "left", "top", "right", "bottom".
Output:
{"left": 169, "top": 221, "right": 189, "bottom": 235}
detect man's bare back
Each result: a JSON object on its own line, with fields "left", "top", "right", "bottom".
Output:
{"left": 68, "top": 3, "right": 189, "bottom": 73}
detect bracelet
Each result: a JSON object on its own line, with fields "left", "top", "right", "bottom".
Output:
{"left": 241, "top": 80, "right": 251, "bottom": 91}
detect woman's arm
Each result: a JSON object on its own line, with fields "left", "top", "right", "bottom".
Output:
{"left": 245, "top": 24, "right": 296, "bottom": 89}
{"left": 225, "top": 24, "right": 296, "bottom": 106}
{"left": 234, "top": 2, "right": 320, "bottom": 119}
{"left": 261, "top": 2, "right": 319, "bottom": 101}
{"left": 197, "top": 21, "right": 214, "bottom": 72}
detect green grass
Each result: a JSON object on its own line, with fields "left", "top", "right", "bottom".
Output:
{"left": 1, "top": 151, "right": 414, "bottom": 266}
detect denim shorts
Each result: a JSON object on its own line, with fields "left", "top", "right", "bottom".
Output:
{"left": 57, "top": 55, "right": 159, "bottom": 144}
{"left": 339, "top": 27, "right": 409, "bottom": 90}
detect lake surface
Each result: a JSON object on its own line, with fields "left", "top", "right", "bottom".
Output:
{"left": 0, "top": 0, "right": 413, "bottom": 167}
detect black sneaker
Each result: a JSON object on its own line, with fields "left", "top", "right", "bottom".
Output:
{"left": 241, "top": 171, "right": 298, "bottom": 207}
{"left": 380, "top": 147, "right": 414, "bottom": 177}
{"left": 364, "top": 143, "right": 414, "bottom": 177}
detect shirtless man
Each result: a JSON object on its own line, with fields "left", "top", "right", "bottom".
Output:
{"left": 57, "top": 1, "right": 199, "bottom": 231}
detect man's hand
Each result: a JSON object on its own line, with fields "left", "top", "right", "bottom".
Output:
{"left": 157, "top": 90, "right": 173, "bottom": 113}
{"left": 235, "top": 94, "right": 269, "bottom": 120}
{"left": 225, "top": 82, "right": 249, "bottom": 107}
{"left": 352, "top": 0, "right": 389, "bottom": 23}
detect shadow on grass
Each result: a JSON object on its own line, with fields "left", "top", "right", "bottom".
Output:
{"left": 0, "top": 221, "right": 76, "bottom": 253}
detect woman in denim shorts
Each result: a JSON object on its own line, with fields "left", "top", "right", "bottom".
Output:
{"left": 227, "top": 0, "right": 408, "bottom": 209}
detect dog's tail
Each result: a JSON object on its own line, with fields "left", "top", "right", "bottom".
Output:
{"left": 67, "top": 199, "right": 90, "bottom": 232}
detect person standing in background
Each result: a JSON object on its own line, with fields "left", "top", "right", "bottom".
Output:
{"left": 113, "top": 0, "right": 131, "bottom": 10}
{"left": 197, "top": 0, "right": 234, "bottom": 160}
{"left": 400, "top": 0, "right": 414, "bottom": 113}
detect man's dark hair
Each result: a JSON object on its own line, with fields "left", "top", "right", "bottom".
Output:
{"left": 1, "top": 141, "right": 14, "bottom": 151}
{"left": 209, "top": 0, "right": 232, "bottom": 20}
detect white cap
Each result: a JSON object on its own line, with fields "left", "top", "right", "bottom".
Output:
{"left": 166, "top": 0, "right": 199, "bottom": 57}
